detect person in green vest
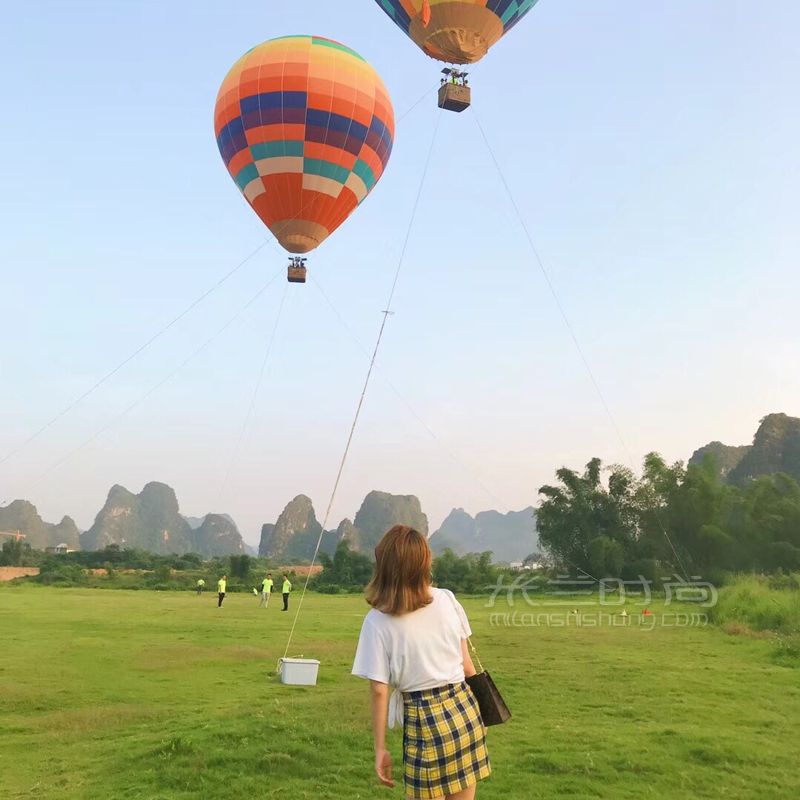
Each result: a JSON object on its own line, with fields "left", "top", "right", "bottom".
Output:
{"left": 281, "top": 574, "right": 292, "bottom": 611}
{"left": 196, "top": 578, "right": 205, "bottom": 596}
{"left": 259, "top": 573, "right": 274, "bottom": 608}
{"left": 217, "top": 575, "right": 227, "bottom": 608}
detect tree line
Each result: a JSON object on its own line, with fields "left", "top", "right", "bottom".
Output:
{"left": 537, "top": 453, "right": 800, "bottom": 582}
{"left": 312, "top": 541, "right": 500, "bottom": 594}
{"left": 3, "top": 536, "right": 503, "bottom": 595}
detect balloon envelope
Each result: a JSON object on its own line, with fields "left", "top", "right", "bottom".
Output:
{"left": 215, "top": 36, "right": 395, "bottom": 254}
{"left": 375, "top": 0, "right": 540, "bottom": 64}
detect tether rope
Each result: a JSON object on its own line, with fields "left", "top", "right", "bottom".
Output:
{"left": 310, "top": 272, "right": 505, "bottom": 511}
{"left": 6, "top": 267, "right": 284, "bottom": 500}
{"left": 472, "top": 110, "right": 692, "bottom": 581}
{"left": 217, "top": 283, "right": 290, "bottom": 506}
{"left": 0, "top": 85, "right": 439, "bottom": 484}
{"left": 280, "top": 111, "right": 443, "bottom": 664}
{"left": 311, "top": 273, "right": 605, "bottom": 587}
{"left": 0, "top": 241, "right": 271, "bottom": 471}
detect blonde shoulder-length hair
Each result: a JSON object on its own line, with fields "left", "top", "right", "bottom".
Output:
{"left": 365, "top": 525, "right": 433, "bottom": 615}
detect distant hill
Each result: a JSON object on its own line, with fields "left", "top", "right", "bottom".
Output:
{"left": 319, "top": 518, "right": 359, "bottom": 557}
{"left": 429, "top": 507, "right": 538, "bottom": 562}
{"left": 352, "top": 491, "right": 428, "bottom": 553}
{"left": 80, "top": 482, "right": 247, "bottom": 556}
{"left": 0, "top": 500, "right": 80, "bottom": 551}
{"left": 259, "top": 495, "right": 321, "bottom": 561}
{"left": 691, "top": 413, "right": 800, "bottom": 485}
{"left": 689, "top": 442, "right": 751, "bottom": 480}
{"left": 192, "top": 514, "right": 247, "bottom": 557}
{"left": 260, "top": 490, "right": 428, "bottom": 560}
{"left": 81, "top": 482, "right": 193, "bottom": 554}
{"left": 184, "top": 513, "right": 236, "bottom": 530}
{"left": 258, "top": 523, "right": 276, "bottom": 557}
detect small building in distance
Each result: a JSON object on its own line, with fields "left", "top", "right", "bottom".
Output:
{"left": 45, "top": 543, "right": 76, "bottom": 555}
{"left": 509, "top": 559, "right": 544, "bottom": 571}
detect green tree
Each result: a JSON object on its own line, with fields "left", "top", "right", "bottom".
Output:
{"left": 1, "top": 538, "right": 24, "bottom": 566}
{"left": 538, "top": 458, "right": 637, "bottom": 575}
{"left": 36, "top": 560, "right": 87, "bottom": 586}
{"left": 538, "top": 451, "right": 800, "bottom": 577}
{"left": 229, "top": 554, "right": 251, "bottom": 580}
{"left": 153, "top": 565, "right": 172, "bottom": 584}
{"left": 314, "top": 541, "right": 372, "bottom": 592}
{"left": 765, "top": 542, "right": 800, "bottom": 571}
{"left": 588, "top": 536, "right": 625, "bottom": 578}
{"left": 433, "top": 549, "right": 499, "bottom": 593}
{"left": 634, "top": 453, "right": 686, "bottom": 563}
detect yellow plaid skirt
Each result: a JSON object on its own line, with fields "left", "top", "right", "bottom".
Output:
{"left": 402, "top": 682, "right": 491, "bottom": 799}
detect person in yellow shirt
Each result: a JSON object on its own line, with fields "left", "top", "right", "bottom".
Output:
{"left": 281, "top": 574, "right": 292, "bottom": 611}
{"left": 196, "top": 578, "right": 205, "bottom": 596}
{"left": 259, "top": 573, "right": 274, "bottom": 608}
{"left": 217, "top": 575, "right": 227, "bottom": 608}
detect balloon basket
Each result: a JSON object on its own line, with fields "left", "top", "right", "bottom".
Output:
{"left": 438, "top": 83, "right": 471, "bottom": 113}
{"left": 287, "top": 257, "right": 307, "bottom": 284}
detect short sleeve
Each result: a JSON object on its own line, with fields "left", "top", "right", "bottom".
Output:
{"left": 444, "top": 589, "right": 472, "bottom": 638}
{"left": 352, "top": 615, "right": 391, "bottom": 684}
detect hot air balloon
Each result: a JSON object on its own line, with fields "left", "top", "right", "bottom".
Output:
{"left": 374, "top": 0, "right": 540, "bottom": 111}
{"left": 215, "top": 36, "right": 395, "bottom": 283}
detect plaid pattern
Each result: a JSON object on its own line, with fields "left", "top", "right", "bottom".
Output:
{"left": 403, "top": 682, "right": 491, "bottom": 799}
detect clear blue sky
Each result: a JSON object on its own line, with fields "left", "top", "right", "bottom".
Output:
{"left": 1, "top": 1, "right": 798, "bottom": 546}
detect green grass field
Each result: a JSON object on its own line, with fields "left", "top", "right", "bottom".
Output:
{"left": 2, "top": 585, "right": 799, "bottom": 799}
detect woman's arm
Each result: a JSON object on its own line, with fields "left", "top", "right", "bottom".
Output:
{"left": 461, "top": 638, "right": 477, "bottom": 677}
{"left": 369, "top": 680, "right": 394, "bottom": 787}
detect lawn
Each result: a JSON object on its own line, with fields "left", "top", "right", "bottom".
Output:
{"left": 1, "top": 585, "right": 798, "bottom": 799}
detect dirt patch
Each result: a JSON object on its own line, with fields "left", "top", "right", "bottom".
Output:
{"left": 33, "top": 703, "right": 158, "bottom": 734}
{"left": 0, "top": 567, "right": 39, "bottom": 581}
{"left": 280, "top": 565, "right": 323, "bottom": 577}
{"left": 721, "top": 621, "right": 775, "bottom": 639}
{"left": 138, "top": 643, "right": 270, "bottom": 671}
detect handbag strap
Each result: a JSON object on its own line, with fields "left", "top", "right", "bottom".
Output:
{"left": 444, "top": 588, "right": 485, "bottom": 673}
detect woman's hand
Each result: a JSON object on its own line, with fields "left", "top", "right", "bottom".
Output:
{"left": 375, "top": 748, "right": 395, "bottom": 787}
{"left": 369, "top": 681, "right": 394, "bottom": 787}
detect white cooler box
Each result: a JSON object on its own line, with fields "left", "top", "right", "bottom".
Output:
{"left": 279, "top": 657, "right": 320, "bottom": 686}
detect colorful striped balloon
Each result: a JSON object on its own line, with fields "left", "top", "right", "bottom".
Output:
{"left": 215, "top": 36, "right": 395, "bottom": 254}
{"left": 374, "top": 0, "right": 540, "bottom": 64}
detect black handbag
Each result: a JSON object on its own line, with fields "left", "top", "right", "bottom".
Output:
{"left": 446, "top": 591, "right": 511, "bottom": 726}
{"left": 466, "top": 669, "right": 512, "bottom": 726}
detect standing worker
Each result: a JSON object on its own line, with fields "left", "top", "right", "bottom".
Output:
{"left": 259, "top": 573, "right": 274, "bottom": 608}
{"left": 196, "top": 578, "right": 205, "bottom": 596}
{"left": 217, "top": 574, "right": 227, "bottom": 608}
{"left": 281, "top": 574, "right": 292, "bottom": 611}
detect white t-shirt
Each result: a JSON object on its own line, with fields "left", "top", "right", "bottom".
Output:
{"left": 351, "top": 587, "right": 472, "bottom": 728}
